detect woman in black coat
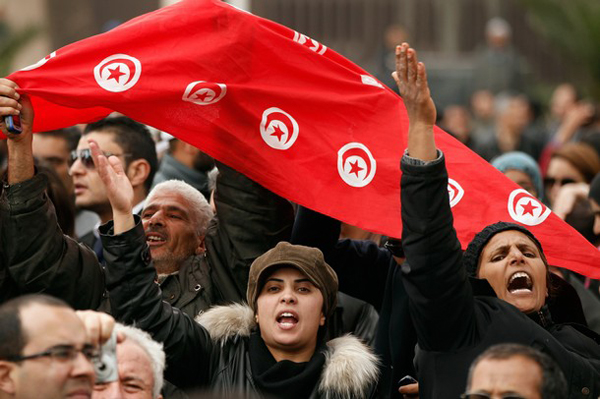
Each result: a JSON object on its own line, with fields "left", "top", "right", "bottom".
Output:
{"left": 395, "top": 43, "right": 600, "bottom": 398}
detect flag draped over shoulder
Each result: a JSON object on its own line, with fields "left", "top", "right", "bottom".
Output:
{"left": 5, "top": 0, "right": 600, "bottom": 277}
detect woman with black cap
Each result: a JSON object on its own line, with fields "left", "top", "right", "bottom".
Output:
{"left": 394, "top": 42, "right": 600, "bottom": 398}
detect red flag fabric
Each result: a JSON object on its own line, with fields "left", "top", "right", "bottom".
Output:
{"left": 5, "top": 0, "right": 600, "bottom": 277}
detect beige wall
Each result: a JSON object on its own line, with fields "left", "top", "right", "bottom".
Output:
{"left": 4, "top": 0, "right": 52, "bottom": 71}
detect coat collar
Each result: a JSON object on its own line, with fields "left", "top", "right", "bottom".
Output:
{"left": 196, "top": 303, "right": 379, "bottom": 397}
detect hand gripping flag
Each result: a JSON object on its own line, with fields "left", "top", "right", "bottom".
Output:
{"left": 5, "top": 0, "right": 600, "bottom": 277}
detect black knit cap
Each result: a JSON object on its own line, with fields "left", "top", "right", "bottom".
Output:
{"left": 463, "top": 221, "right": 546, "bottom": 277}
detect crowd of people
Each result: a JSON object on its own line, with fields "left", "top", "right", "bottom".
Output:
{"left": 0, "top": 26, "right": 599, "bottom": 399}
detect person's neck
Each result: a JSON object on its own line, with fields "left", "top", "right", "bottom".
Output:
{"left": 266, "top": 342, "right": 317, "bottom": 363}
{"left": 154, "top": 261, "right": 181, "bottom": 275}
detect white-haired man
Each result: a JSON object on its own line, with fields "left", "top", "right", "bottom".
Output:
{"left": 0, "top": 78, "right": 294, "bottom": 317}
{"left": 93, "top": 324, "right": 165, "bottom": 399}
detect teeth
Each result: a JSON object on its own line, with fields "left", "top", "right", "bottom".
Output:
{"left": 281, "top": 312, "right": 293, "bottom": 317}
{"left": 509, "top": 272, "right": 531, "bottom": 284}
{"left": 147, "top": 236, "right": 165, "bottom": 242}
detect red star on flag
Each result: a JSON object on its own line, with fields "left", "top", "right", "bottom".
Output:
{"left": 192, "top": 91, "right": 211, "bottom": 102}
{"left": 107, "top": 66, "right": 126, "bottom": 82}
{"left": 270, "top": 125, "right": 286, "bottom": 141}
{"left": 348, "top": 160, "right": 363, "bottom": 177}
{"left": 521, "top": 200, "right": 538, "bottom": 216}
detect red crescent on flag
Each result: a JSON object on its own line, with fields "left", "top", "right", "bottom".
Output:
{"left": 342, "top": 147, "right": 372, "bottom": 180}
{"left": 99, "top": 58, "right": 138, "bottom": 85}
{"left": 511, "top": 191, "right": 538, "bottom": 215}
{"left": 266, "top": 111, "right": 295, "bottom": 145}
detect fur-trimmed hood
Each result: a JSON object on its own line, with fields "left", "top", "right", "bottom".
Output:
{"left": 196, "top": 303, "right": 379, "bottom": 398}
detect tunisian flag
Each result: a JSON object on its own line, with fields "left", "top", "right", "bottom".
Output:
{"left": 5, "top": 0, "right": 600, "bottom": 277}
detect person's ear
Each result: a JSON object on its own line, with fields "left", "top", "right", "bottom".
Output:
{"left": 0, "top": 361, "right": 17, "bottom": 395}
{"left": 126, "top": 159, "right": 151, "bottom": 190}
{"left": 319, "top": 312, "right": 326, "bottom": 327}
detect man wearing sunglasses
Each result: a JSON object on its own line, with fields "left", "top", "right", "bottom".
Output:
{"left": 462, "top": 343, "right": 567, "bottom": 399}
{"left": 0, "top": 294, "right": 113, "bottom": 399}
{"left": 70, "top": 117, "right": 158, "bottom": 264}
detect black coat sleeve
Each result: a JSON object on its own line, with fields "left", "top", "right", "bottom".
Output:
{"left": 101, "top": 219, "right": 215, "bottom": 390}
{"left": 0, "top": 173, "right": 105, "bottom": 309}
{"left": 206, "top": 161, "right": 294, "bottom": 302}
{"left": 291, "top": 206, "right": 391, "bottom": 310}
{"left": 400, "top": 154, "right": 477, "bottom": 351}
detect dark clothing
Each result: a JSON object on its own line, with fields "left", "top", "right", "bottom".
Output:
{"left": 0, "top": 162, "right": 294, "bottom": 316}
{"left": 292, "top": 207, "right": 417, "bottom": 399}
{"left": 0, "top": 173, "right": 106, "bottom": 309}
{"left": 400, "top": 152, "right": 600, "bottom": 398}
{"left": 101, "top": 220, "right": 379, "bottom": 398}
{"left": 152, "top": 153, "right": 211, "bottom": 200}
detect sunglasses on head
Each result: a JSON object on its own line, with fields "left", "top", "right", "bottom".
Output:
{"left": 543, "top": 177, "right": 577, "bottom": 187}
{"left": 68, "top": 148, "right": 129, "bottom": 169}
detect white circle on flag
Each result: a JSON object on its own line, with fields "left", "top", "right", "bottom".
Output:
{"left": 21, "top": 51, "right": 57, "bottom": 71}
{"left": 447, "top": 178, "right": 464, "bottom": 208}
{"left": 260, "top": 107, "right": 299, "bottom": 150}
{"left": 507, "top": 188, "right": 551, "bottom": 226}
{"left": 94, "top": 54, "right": 142, "bottom": 93}
{"left": 182, "top": 81, "right": 227, "bottom": 105}
{"left": 337, "top": 142, "right": 377, "bottom": 188}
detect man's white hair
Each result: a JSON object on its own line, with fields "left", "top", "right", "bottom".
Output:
{"left": 146, "top": 179, "right": 214, "bottom": 237}
{"left": 114, "top": 323, "right": 165, "bottom": 399}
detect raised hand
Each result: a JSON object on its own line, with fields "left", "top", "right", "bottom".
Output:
{"left": 89, "top": 139, "right": 135, "bottom": 234}
{"left": 0, "top": 78, "right": 34, "bottom": 140}
{"left": 0, "top": 78, "right": 36, "bottom": 184}
{"left": 392, "top": 43, "right": 437, "bottom": 162}
{"left": 75, "top": 310, "right": 116, "bottom": 348}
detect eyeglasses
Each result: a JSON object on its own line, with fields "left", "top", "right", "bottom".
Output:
{"left": 68, "top": 148, "right": 130, "bottom": 169}
{"left": 461, "top": 393, "right": 526, "bottom": 399}
{"left": 4, "top": 344, "right": 100, "bottom": 363}
{"left": 543, "top": 177, "right": 577, "bottom": 187}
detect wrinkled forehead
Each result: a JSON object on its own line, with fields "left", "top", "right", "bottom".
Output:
{"left": 482, "top": 230, "right": 541, "bottom": 254}
{"left": 145, "top": 190, "right": 190, "bottom": 211}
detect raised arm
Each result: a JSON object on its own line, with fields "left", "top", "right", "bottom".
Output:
{"left": 0, "top": 79, "right": 104, "bottom": 309}
{"left": 206, "top": 161, "right": 295, "bottom": 299}
{"left": 91, "top": 142, "right": 214, "bottom": 389}
{"left": 396, "top": 44, "right": 476, "bottom": 351}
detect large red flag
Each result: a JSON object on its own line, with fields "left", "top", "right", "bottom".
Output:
{"left": 5, "top": 0, "right": 600, "bottom": 277}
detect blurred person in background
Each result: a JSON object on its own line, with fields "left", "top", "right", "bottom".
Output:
{"left": 491, "top": 151, "right": 544, "bottom": 200}
{"left": 472, "top": 17, "right": 528, "bottom": 95}
{"left": 545, "top": 142, "right": 600, "bottom": 208}
{"left": 474, "top": 94, "right": 543, "bottom": 162}
{"left": 470, "top": 90, "right": 496, "bottom": 140}
{"left": 440, "top": 105, "right": 477, "bottom": 150}
{"left": 152, "top": 137, "right": 215, "bottom": 200}
{"left": 373, "top": 24, "right": 409, "bottom": 92}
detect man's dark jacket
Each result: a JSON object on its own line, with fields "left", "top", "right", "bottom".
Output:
{"left": 0, "top": 162, "right": 294, "bottom": 315}
{"left": 292, "top": 206, "right": 417, "bottom": 399}
{"left": 400, "top": 152, "right": 600, "bottom": 398}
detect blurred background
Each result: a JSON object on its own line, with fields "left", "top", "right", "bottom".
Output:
{"left": 2, "top": 0, "right": 599, "bottom": 108}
